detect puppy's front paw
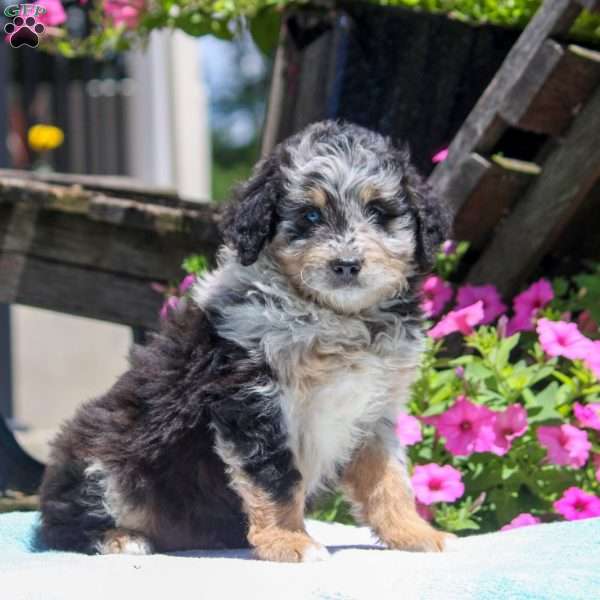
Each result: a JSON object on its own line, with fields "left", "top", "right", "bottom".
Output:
{"left": 253, "top": 530, "right": 330, "bottom": 563}
{"left": 381, "top": 521, "right": 449, "bottom": 553}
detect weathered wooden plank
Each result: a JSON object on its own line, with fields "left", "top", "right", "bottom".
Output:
{"left": 467, "top": 84, "right": 600, "bottom": 296}
{"left": 439, "top": 153, "right": 490, "bottom": 215}
{"left": 0, "top": 169, "right": 181, "bottom": 206}
{"left": 0, "top": 175, "right": 220, "bottom": 237}
{"left": 430, "top": 0, "right": 583, "bottom": 195}
{"left": 0, "top": 205, "right": 213, "bottom": 282}
{"left": 0, "top": 252, "right": 163, "bottom": 329}
{"left": 500, "top": 43, "right": 600, "bottom": 135}
{"left": 453, "top": 155, "right": 539, "bottom": 249}
{"left": 552, "top": 179, "right": 600, "bottom": 260}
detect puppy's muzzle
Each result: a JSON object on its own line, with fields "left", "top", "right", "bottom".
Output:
{"left": 329, "top": 258, "right": 362, "bottom": 284}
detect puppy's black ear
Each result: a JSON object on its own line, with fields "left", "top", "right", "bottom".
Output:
{"left": 221, "top": 156, "right": 281, "bottom": 266}
{"left": 401, "top": 152, "right": 453, "bottom": 272}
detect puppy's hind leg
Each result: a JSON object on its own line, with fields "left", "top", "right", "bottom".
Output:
{"left": 97, "top": 528, "right": 154, "bottom": 555}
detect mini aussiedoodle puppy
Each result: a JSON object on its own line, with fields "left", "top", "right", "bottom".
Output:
{"left": 39, "top": 120, "right": 452, "bottom": 562}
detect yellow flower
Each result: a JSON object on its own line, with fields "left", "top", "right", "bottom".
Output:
{"left": 28, "top": 124, "right": 65, "bottom": 152}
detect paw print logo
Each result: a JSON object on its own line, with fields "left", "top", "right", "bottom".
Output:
{"left": 4, "top": 16, "right": 45, "bottom": 48}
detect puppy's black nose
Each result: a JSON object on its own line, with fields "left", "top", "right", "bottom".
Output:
{"left": 329, "top": 258, "right": 362, "bottom": 282}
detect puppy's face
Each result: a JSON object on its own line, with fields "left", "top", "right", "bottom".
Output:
{"left": 223, "top": 121, "right": 451, "bottom": 314}
{"left": 270, "top": 150, "right": 416, "bottom": 313}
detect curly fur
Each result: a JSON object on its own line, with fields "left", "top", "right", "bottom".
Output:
{"left": 39, "top": 120, "right": 452, "bottom": 561}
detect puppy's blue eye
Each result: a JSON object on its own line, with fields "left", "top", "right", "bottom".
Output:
{"left": 305, "top": 209, "right": 322, "bottom": 224}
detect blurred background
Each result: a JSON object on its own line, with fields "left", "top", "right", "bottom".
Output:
{"left": 0, "top": 26, "right": 271, "bottom": 461}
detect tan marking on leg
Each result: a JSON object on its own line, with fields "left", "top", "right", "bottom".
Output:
{"left": 222, "top": 456, "right": 328, "bottom": 563}
{"left": 98, "top": 528, "right": 154, "bottom": 555}
{"left": 342, "top": 441, "right": 448, "bottom": 552}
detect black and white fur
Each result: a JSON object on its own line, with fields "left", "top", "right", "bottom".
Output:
{"left": 39, "top": 121, "right": 451, "bottom": 561}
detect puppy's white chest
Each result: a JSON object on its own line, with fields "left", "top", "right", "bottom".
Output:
{"left": 280, "top": 351, "right": 396, "bottom": 495}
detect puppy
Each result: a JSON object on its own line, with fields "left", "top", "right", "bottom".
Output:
{"left": 39, "top": 120, "right": 452, "bottom": 561}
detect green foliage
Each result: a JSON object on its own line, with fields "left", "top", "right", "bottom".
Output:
{"left": 553, "top": 263, "right": 600, "bottom": 330}
{"left": 42, "top": 0, "right": 600, "bottom": 58}
{"left": 182, "top": 254, "right": 209, "bottom": 275}
{"left": 308, "top": 492, "right": 355, "bottom": 525}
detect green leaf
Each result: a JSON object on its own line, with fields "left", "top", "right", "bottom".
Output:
{"left": 249, "top": 7, "right": 282, "bottom": 54}
{"left": 489, "top": 488, "right": 523, "bottom": 524}
{"left": 465, "top": 362, "right": 494, "bottom": 382}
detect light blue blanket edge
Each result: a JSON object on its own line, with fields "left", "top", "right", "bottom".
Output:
{"left": 1, "top": 511, "right": 599, "bottom": 600}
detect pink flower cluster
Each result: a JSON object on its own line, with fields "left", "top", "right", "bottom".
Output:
{"left": 425, "top": 396, "right": 527, "bottom": 457}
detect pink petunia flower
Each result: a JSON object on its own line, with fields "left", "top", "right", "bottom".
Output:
{"left": 427, "top": 396, "right": 496, "bottom": 456}
{"left": 103, "top": 0, "right": 145, "bottom": 28}
{"left": 554, "top": 487, "right": 600, "bottom": 521}
{"left": 421, "top": 275, "right": 453, "bottom": 318}
{"left": 501, "top": 512, "right": 541, "bottom": 531}
{"left": 456, "top": 284, "right": 507, "bottom": 325}
{"left": 411, "top": 463, "right": 464, "bottom": 505}
{"left": 395, "top": 413, "right": 422, "bottom": 446}
{"left": 34, "top": 0, "right": 67, "bottom": 26}
{"left": 159, "top": 296, "right": 179, "bottom": 320}
{"left": 513, "top": 279, "right": 554, "bottom": 318}
{"left": 536, "top": 424, "right": 590, "bottom": 468}
{"left": 573, "top": 402, "right": 600, "bottom": 431}
{"left": 428, "top": 301, "right": 484, "bottom": 339}
{"left": 432, "top": 148, "right": 449, "bottom": 164}
{"left": 179, "top": 274, "right": 196, "bottom": 295}
{"left": 507, "top": 279, "right": 554, "bottom": 334}
{"left": 537, "top": 319, "right": 592, "bottom": 360}
{"left": 491, "top": 404, "right": 528, "bottom": 456}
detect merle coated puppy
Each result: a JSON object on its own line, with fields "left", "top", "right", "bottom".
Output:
{"left": 39, "top": 120, "right": 452, "bottom": 562}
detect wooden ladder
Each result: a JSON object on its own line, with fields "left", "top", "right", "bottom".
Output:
{"left": 429, "top": 0, "right": 600, "bottom": 297}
